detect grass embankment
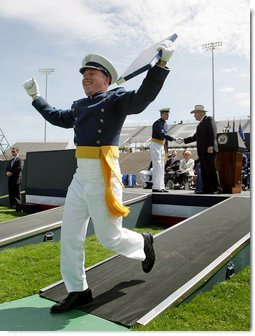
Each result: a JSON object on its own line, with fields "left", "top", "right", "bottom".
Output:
{"left": 134, "top": 266, "right": 250, "bottom": 331}
{"left": 0, "top": 206, "right": 25, "bottom": 222}
{"left": 0, "top": 206, "right": 250, "bottom": 331}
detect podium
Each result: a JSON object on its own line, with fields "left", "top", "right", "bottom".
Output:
{"left": 215, "top": 132, "right": 247, "bottom": 193}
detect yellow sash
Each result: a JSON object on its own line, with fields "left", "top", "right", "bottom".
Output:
{"left": 150, "top": 138, "right": 168, "bottom": 161}
{"left": 75, "top": 146, "right": 130, "bottom": 217}
{"left": 151, "top": 137, "right": 165, "bottom": 144}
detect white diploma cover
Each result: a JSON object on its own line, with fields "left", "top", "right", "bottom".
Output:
{"left": 117, "top": 33, "right": 178, "bottom": 85}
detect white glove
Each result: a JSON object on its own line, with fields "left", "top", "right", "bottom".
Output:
{"left": 157, "top": 40, "right": 175, "bottom": 62}
{"left": 23, "top": 77, "right": 40, "bottom": 100}
{"left": 176, "top": 137, "right": 184, "bottom": 144}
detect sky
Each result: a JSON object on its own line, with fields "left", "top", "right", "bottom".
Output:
{"left": 0, "top": 0, "right": 251, "bottom": 147}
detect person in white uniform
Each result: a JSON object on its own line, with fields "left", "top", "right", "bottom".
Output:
{"left": 139, "top": 161, "right": 153, "bottom": 187}
{"left": 150, "top": 108, "right": 175, "bottom": 192}
{"left": 23, "top": 41, "right": 175, "bottom": 313}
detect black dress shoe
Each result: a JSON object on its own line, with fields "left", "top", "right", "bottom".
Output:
{"left": 212, "top": 190, "right": 222, "bottom": 194}
{"left": 142, "top": 232, "right": 155, "bottom": 273}
{"left": 50, "top": 288, "right": 93, "bottom": 313}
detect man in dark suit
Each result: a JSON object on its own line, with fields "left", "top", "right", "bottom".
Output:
{"left": 5, "top": 146, "right": 24, "bottom": 208}
{"left": 176, "top": 105, "right": 221, "bottom": 194}
{"left": 164, "top": 150, "right": 180, "bottom": 186}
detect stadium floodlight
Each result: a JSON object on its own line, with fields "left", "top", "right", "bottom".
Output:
{"left": 39, "top": 68, "right": 55, "bottom": 142}
{"left": 202, "top": 42, "right": 223, "bottom": 120}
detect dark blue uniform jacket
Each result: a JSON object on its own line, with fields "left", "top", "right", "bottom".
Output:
{"left": 32, "top": 65, "right": 169, "bottom": 147}
{"left": 152, "top": 118, "right": 174, "bottom": 142}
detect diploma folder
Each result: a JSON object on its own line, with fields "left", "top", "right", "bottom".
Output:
{"left": 117, "top": 33, "right": 178, "bottom": 85}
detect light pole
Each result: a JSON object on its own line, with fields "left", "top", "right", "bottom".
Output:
{"left": 39, "top": 68, "right": 55, "bottom": 142}
{"left": 202, "top": 41, "right": 222, "bottom": 120}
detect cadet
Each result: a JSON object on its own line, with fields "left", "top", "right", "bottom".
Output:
{"left": 23, "top": 41, "right": 174, "bottom": 313}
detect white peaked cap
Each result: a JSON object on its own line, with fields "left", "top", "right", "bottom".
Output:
{"left": 79, "top": 54, "right": 118, "bottom": 85}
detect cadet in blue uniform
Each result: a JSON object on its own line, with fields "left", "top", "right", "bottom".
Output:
{"left": 150, "top": 107, "right": 175, "bottom": 191}
{"left": 23, "top": 41, "right": 174, "bottom": 313}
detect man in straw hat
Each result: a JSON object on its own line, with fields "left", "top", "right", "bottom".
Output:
{"left": 23, "top": 40, "right": 175, "bottom": 313}
{"left": 176, "top": 104, "right": 222, "bottom": 194}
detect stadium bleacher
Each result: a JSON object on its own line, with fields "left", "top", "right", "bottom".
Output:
{"left": 120, "top": 118, "right": 250, "bottom": 150}
{"left": 118, "top": 118, "right": 250, "bottom": 183}
{"left": 0, "top": 119, "right": 250, "bottom": 185}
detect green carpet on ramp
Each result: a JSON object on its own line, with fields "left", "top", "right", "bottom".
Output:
{"left": 0, "top": 295, "right": 128, "bottom": 331}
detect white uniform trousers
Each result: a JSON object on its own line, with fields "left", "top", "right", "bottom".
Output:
{"left": 150, "top": 141, "right": 165, "bottom": 190}
{"left": 61, "top": 158, "right": 145, "bottom": 293}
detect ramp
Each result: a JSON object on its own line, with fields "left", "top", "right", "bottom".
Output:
{"left": 40, "top": 196, "right": 250, "bottom": 327}
{"left": 0, "top": 191, "right": 149, "bottom": 250}
{"left": 0, "top": 206, "right": 64, "bottom": 248}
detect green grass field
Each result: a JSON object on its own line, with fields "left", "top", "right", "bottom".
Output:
{"left": 0, "top": 206, "right": 250, "bottom": 331}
